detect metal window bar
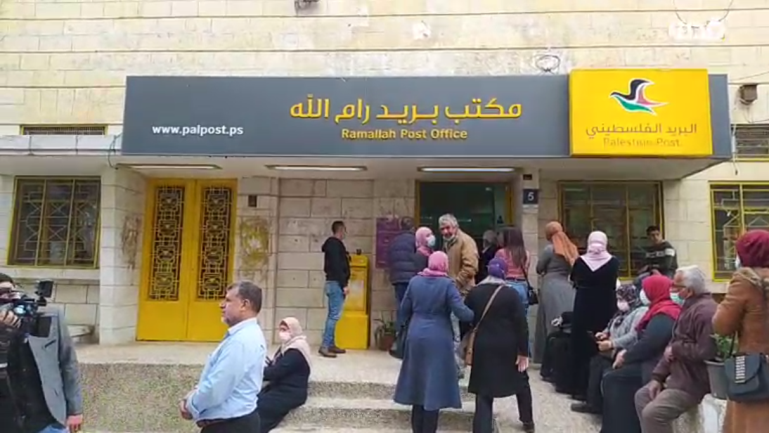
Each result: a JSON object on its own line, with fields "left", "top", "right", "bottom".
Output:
{"left": 20, "top": 125, "right": 107, "bottom": 136}
{"left": 9, "top": 178, "right": 101, "bottom": 268}
{"left": 734, "top": 125, "right": 769, "bottom": 159}
{"left": 559, "top": 182, "right": 663, "bottom": 279}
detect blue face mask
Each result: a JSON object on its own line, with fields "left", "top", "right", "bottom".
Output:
{"left": 639, "top": 290, "right": 651, "bottom": 306}
{"left": 426, "top": 235, "right": 436, "bottom": 248}
{"left": 670, "top": 292, "right": 685, "bottom": 306}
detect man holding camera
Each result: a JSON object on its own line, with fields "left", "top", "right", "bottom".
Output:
{"left": 0, "top": 273, "right": 84, "bottom": 433}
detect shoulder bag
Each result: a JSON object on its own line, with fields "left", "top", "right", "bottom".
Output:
{"left": 459, "top": 285, "right": 504, "bottom": 366}
{"left": 724, "top": 276, "right": 769, "bottom": 402}
{"left": 522, "top": 263, "right": 539, "bottom": 305}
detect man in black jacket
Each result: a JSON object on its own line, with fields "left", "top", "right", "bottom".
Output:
{"left": 319, "top": 221, "right": 350, "bottom": 358}
{"left": 387, "top": 217, "right": 417, "bottom": 323}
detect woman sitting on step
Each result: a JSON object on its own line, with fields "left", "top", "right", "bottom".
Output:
{"left": 258, "top": 317, "right": 312, "bottom": 433}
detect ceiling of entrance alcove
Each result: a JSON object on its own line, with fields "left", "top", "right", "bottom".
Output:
{"left": 0, "top": 155, "right": 724, "bottom": 181}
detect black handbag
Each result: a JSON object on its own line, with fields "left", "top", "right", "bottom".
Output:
{"left": 724, "top": 284, "right": 769, "bottom": 402}
{"left": 389, "top": 320, "right": 409, "bottom": 360}
{"left": 522, "top": 264, "right": 539, "bottom": 305}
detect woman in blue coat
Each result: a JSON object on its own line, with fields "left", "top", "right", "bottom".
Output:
{"left": 394, "top": 251, "right": 474, "bottom": 433}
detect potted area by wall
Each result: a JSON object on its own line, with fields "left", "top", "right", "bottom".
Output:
{"left": 706, "top": 334, "right": 737, "bottom": 400}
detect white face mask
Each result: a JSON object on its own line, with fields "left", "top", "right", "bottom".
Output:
{"left": 640, "top": 290, "right": 651, "bottom": 306}
{"left": 426, "top": 235, "right": 436, "bottom": 248}
{"left": 278, "top": 331, "right": 291, "bottom": 342}
{"left": 617, "top": 300, "right": 629, "bottom": 312}
{"left": 735, "top": 256, "right": 741, "bottom": 269}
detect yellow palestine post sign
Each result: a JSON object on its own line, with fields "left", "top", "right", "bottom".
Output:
{"left": 289, "top": 95, "right": 522, "bottom": 141}
{"left": 569, "top": 69, "right": 713, "bottom": 157}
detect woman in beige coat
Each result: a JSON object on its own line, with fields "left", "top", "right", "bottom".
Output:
{"left": 713, "top": 230, "right": 769, "bottom": 433}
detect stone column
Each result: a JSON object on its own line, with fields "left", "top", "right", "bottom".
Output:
{"left": 98, "top": 168, "right": 147, "bottom": 344}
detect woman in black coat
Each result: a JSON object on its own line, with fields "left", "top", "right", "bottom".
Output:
{"left": 568, "top": 231, "right": 620, "bottom": 399}
{"left": 466, "top": 258, "right": 533, "bottom": 433}
{"left": 258, "top": 317, "right": 312, "bottom": 433}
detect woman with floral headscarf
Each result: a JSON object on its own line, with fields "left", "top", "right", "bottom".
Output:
{"left": 567, "top": 231, "right": 620, "bottom": 399}
{"left": 394, "top": 251, "right": 473, "bottom": 433}
{"left": 714, "top": 229, "right": 769, "bottom": 433}
{"left": 571, "top": 283, "right": 648, "bottom": 415}
{"left": 258, "top": 317, "right": 312, "bottom": 432}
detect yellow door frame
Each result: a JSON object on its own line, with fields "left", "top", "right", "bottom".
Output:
{"left": 136, "top": 178, "right": 238, "bottom": 342}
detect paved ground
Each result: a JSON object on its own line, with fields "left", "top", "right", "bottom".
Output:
{"left": 78, "top": 343, "right": 601, "bottom": 433}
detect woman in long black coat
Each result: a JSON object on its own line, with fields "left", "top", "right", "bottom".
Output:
{"left": 466, "top": 258, "right": 533, "bottom": 433}
{"left": 568, "top": 231, "right": 620, "bottom": 399}
{"left": 258, "top": 317, "right": 312, "bottom": 433}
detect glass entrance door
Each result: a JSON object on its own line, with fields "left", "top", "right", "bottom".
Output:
{"left": 417, "top": 182, "right": 512, "bottom": 251}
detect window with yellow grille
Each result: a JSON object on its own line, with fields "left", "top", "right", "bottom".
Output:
{"left": 559, "top": 182, "right": 663, "bottom": 279}
{"left": 710, "top": 183, "right": 769, "bottom": 280}
{"left": 8, "top": 178, "right": 101, "bottom": 268}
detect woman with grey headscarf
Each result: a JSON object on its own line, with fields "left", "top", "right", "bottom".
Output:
{"left": 475, "top": 230, "right": 500, "bottom": 284}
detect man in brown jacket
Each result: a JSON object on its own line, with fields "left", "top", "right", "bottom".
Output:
{"left": 439, "top": 213, "right": 479, "bottom": 378}
{"left": 634, "top": 265, "right": 717, "bottom": 433}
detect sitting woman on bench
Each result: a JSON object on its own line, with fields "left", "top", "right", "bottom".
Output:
{"left": 258, "top": 317, "right": 312, "bottom": 433}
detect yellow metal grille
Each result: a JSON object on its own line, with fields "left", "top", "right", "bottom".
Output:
{"left": 196, "top": 186, "right": 234, "bottom": 301}
{"left": 147, "top": 186, "right": 186, "bottom": 301}
{"left": 21, "top": 125, "right": 107, "bottom": 136}
{"left": 710, "top": 183, "right": 769, "bottom": 280}
{"left": 559, "top": 182, "right": 662, "bottom": 278}
{"left": 734, "top": 125, "right": 769, "bottom": 159}
{"left": 9, "top": 178, "right": 100, "bottom": 267}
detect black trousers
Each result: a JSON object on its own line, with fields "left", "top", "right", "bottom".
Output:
{"left": 201, "top": 410, "right": 261, "bottom": 433}
{"left": 474, "top": 371, "right": 534, "bottom": 433}
{"left": 586, "top": 354, "right": 613, "bottom": 410}
{"left": 411, "top": 405, "right": 439, "bottom": 433}
{"left": 600, "top": 363, "right": 643, "bottom": 433}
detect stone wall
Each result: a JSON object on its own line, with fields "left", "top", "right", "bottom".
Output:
{"left": 98, "top": 168, "right": 146, "bottom": 344}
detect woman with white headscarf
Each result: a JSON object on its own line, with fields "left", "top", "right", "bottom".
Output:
{"left": 566, "top": 231, "right": 620, "bottom": 400}
{"left": 258, "top": 317, "right": 312, "bottom": 433}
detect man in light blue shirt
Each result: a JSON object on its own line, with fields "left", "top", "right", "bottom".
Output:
{"left": 180, "top": 281, "right": 267, "bottom": 433}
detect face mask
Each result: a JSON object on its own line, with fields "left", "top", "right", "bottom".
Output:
{"left": 426, "top": 235, "right": 436, "bottom": 248}
{"left": 670, "top": 292, "right": 685, "bottom": 306}
{"left": 640, "top": 290, "right": 651, "bottom": 306}
{"left": 278, "top": 331, "right": 291, "bottom": 342}
{"left": 617, "top": 301, "right": 629, "bottom": 312}
{"left": 735, "top": 256, "right": 741, "bottom": 269}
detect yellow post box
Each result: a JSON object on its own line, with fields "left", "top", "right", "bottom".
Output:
{"left": 335, "top": 254, "right": 370, "bottom": 350}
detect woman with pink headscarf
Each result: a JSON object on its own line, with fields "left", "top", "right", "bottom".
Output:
{"left": 394, "top": 251, "right": 473, "bottom": 433}
{"left": 413, "top": 226, "right": 436, "bottom": 272}
{"left": 566, "top": 231, "right": 620, "bottom": 400}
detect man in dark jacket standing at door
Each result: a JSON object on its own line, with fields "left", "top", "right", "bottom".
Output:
{"left": 387, "top": 217, "right": 417, "bottom": 322}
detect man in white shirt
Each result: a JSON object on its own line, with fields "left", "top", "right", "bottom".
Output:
{"left": 180, "top": 281, "right": 267, "bottom": 433}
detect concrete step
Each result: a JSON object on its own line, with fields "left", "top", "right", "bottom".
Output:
{"left": 308, "top": 378, "right": 473, "bottom": 401}
{"left": 274, "top": 428, "right": 466, "bottom": 433}
{"left": 282, "top": 397, "right": 475, "bottom": 430}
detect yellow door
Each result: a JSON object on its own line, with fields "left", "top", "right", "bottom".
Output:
{"left": 136, "top": 179, "right": 238, "bottom": 342}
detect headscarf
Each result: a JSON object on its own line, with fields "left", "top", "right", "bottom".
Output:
{"left": 545, "top": 221, "right": 579, "bottom": 265}
{"left": 419, "top": 251, "right": 449, "bottom": 277}
{"left": 415, "top": 227, "right": 433, "bottom": 257}
{"left": 277, "top": 317, "right": 312, "bottom": 370}
{"left": 635, "top": 275, "right": 681, "bottom": 331}
{"left": 736, "top": 230, "right": 769, "bottom": 268}
{"left": 580, "top": 231, "right": 613, "bottom": 271}
{"left": 611, "top": 283, "right": 642, "bottom": 326}
{"left": 477, "top": 257, "right": 507, "bottom": 286}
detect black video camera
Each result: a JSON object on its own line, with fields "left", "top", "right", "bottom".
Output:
{"left": 0, "top": 280, "right": 54, "bottom": 338}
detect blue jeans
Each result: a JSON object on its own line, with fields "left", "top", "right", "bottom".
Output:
{"left": 38, "top": 425, "right": 67, "bottom": 433}
{"left": 322, "top": 281, "right": 345, "bottom": 349}
{"left": 506, "top": 280, "right": 532, "bottom": 357}
{"left": 393, "top": 283, "right": 409, "bottom": 329}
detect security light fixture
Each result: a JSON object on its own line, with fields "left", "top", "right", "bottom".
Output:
{"left": 418, "top": 167, "right": 516, "bottom": 173}
{"left": 267, "top": 165, "right": 367, "bottom": 172}
{"left": 116, "top": 163, "right": 222, "bottom": 170}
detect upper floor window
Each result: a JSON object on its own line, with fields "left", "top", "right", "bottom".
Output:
{"left": 733, "top": 124, "right": 769, "bottom": 159}
{"left": 559, "top": 182, "right": 663, "bottom": 279}
{"left": 8, "top": 178, "right": 101, "bottom": 268}
{"left": 710, "top": 183, "right": 769, "bottom": 280}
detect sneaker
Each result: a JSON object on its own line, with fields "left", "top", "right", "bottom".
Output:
{"left": 330, "top": 346, "right": 346, "bottom": 354}
{"left": 570, "top": 402, "right": 601, "bottom": 415}
{"left": 523, "top": 422, "right": 535, "bottom": 432}
{"left": 318, "top": 347, "right": 337, "bottom": 358}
